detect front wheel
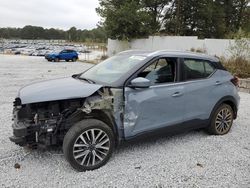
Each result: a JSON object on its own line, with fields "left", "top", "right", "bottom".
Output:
{"left": 207, "top": 104, "right": 234, "bottom": 135}
{"left": 72, "top": 57, "right": 77, "bottom": 62}
{"left": 63, "top": 119, "right": 115, "bottom": 171}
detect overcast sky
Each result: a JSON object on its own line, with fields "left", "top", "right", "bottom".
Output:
{"left": 0, "top": 0, "right": 100, "bottom": 30}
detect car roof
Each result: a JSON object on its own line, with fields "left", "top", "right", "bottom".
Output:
{"left": 117, "top": 50, "right": 219, "bottom": 62}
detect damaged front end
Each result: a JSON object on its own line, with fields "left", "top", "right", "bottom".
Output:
{"left": 10, "top": 97, "right": 85, "bottom": 148}
{"left": 10, "top": 87, "right": 124, "bottom": 148}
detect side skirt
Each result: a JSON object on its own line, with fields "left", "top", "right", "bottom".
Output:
{"left": 124, "top": 119, "right": 209, "bottom": 141}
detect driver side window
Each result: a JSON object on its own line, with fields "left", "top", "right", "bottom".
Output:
{"left": 137, "top": 58, "right": 177, "bottom": 85}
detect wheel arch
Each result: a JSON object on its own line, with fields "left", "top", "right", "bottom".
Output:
{"left": 65, "top": 109, "right": 119, "bottom": 146}
{"left": 88, "top": 110, "right": 117, "bottom": 132}
{"left": 72, "top": 56, "right": 78, "bottom": 60}
{"left": 210, "top": 96, "right": 238, "bottom": 120}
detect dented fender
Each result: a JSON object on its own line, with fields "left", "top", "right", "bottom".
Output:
{"left": 81, "top": 87, "right": 125, "bottom": 139}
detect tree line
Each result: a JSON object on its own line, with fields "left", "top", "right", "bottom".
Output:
{"left": 96, "top": 0, "right": 250, "bottom": 40}
{"left": 1, "top": 1, "right": 249, "bottom": 42}
{"left": 0, "top": 25, "right": 107, "bottom": 43}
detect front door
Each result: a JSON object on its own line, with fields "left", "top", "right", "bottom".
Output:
{"left": 123, "top": 57, "right": 185, "bottom": 138}
{"left": 59, "top": 50, "right": 68, "bottom": 59}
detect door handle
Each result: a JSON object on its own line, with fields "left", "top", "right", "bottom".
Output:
{"left": 215, "top": 81, "right": 222, "bottom": 85}
{"left": 172, "top": 92, "right": 183, "bottom": 97}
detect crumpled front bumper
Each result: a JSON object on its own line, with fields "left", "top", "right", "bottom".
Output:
{"left": 9, "top": 135, "right": 26, "bottom": 146}
{"left": 9, "top": 121, "right": 38, "bottom": 146}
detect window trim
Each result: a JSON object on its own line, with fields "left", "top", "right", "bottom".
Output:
{"left": 124, "top": 56, "right": 180, "bottom": 87}
{"left": 179, "top": 58, "right": 216, "bottom": 82}
{"left": 150, "top": 75, "right": 216, "bottom": 88}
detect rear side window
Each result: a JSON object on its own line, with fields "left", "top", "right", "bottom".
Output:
{"left": 204, "top": 62, "right": 214, "bottom": 76}
{"left": 182, "top": 59, "right": 215, "bottom": 81}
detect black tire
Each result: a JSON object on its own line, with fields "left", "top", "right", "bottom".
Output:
{"left": 72, "top": 57, "right": 77, "bottom": 62}
{"left": 63, "top": 119, "right": 115, "bottom": 171}
{"left": 66, "top": 59, "right": 69, "bottom": 62}
{"left": 207, "top": 104, "right": 234, "bottom": 135}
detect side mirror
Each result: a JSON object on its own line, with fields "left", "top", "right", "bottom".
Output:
{"left": 129, "top": 77, "right": 151, "bottom": 88}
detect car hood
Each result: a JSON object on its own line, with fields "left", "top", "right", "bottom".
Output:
{"left": 18, "top": 77, "right": 102, "bottom": 104}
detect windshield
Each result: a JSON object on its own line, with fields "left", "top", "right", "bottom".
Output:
{"left": 79, "top": 54, "right": 146, "bottom": 84}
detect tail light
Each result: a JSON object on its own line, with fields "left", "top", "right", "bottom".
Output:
{"left": 231, "top": 76, "right": 239, "bottom": 87}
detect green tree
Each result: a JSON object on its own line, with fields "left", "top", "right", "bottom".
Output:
{"left": 67, "top": 27, "right": 78, "bottom": 41}
{"left": 0, "top": 26, "right": 107, "bottom": 42}
{"left": 91, "top": 27, "right": 107, "bottom": 42}
{"left": 164, "top": 0, "right": 249, "bottom": 38}
{"left": 242, "top": 5, "right": 250, "bottom": 32}
{"left": 96, "top": 0, "right": 152, "bottom": 40}
{"left": 21, "top": 25, "right": 45, "bottom": 39}
{"left": 141, "top": 0, "right": 171, "bottom": 33}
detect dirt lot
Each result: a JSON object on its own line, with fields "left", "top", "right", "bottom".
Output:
{"left": 0, "top": 55, "right": 249, "bottom": 187}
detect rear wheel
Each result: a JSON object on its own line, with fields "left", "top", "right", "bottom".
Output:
{"left": 207, "top": 104, "right": 234, "bottom": 135}
{"left": 63, "top": 119, "right": 114, "bottom": 171}
{"left": 72, "top": 57, "right": 77, "bottom": 62}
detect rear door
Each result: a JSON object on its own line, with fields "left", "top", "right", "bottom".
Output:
{"left": 179, "top": 58, "right": 218, "bottom": 124}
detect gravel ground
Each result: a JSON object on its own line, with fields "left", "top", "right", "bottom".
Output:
{"left": 0, "top": 55, "right": 249, "bottom": 188}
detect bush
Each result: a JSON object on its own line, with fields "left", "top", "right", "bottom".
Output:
{"left": 100, "top": 55, "right": 109, "bottom": 60}
{"left": 221, "top": 57, "right": 250, "bottom": 78}
{"left": 228, "top": 29, "right": 250, "bottom": 60}
{"left": 222, "top": 29, "right": 250, "bottom": 78}
{"left": 190, "top": 47, "right": 207, "bottom": 53}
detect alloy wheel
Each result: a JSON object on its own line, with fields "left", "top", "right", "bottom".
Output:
{"left": 215, "top": 107, "right": 233, "bottom": 134}
{"left": 73, "top": 128, "right": 110, "bottom": 167}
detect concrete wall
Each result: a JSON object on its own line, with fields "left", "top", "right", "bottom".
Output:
{"left": 107, "top": 36, "right": 236, "bottom": 58}
{"left": 1, "top": 39, "right": 67, "bottom": 43}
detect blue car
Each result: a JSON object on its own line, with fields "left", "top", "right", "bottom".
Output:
{"left": 10, "top": 50, "right": 240, "bottom": 171}
{"left": 45, "top": 49, "right": 78, "bottom": 62}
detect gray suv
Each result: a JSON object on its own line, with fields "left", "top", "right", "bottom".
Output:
{"left": 10, "top": 50, "right": 240, "bottom": 171}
